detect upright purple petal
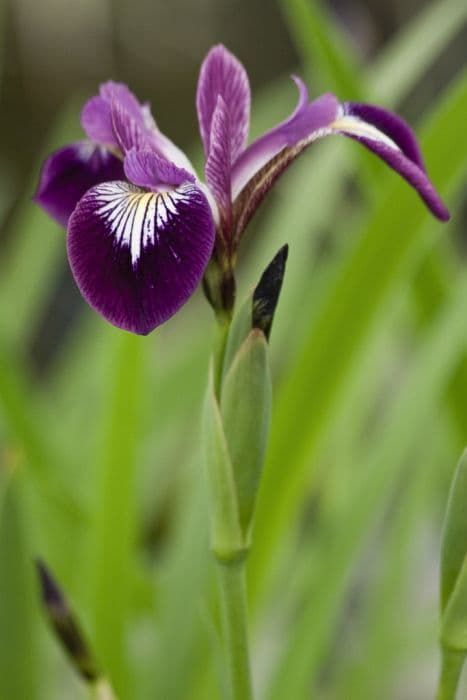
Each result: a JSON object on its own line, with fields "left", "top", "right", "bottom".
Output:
{"left": 124, "top": 149, "right": 195, "bottom": 191}
{"left": 80, "top": 96, "right": 115, "bottom": 146}
{"left": 111, "top": 99, "right": 155, "bottom": 153}
{"left": 67, "top": 181, "right": 215, "bottom": 334}
{"left": 231, "top": 79, "right": 338, "bottom": 198}
{"left": 197, "top": 44, "right": 250, "bottom": 164}
{"left": 205, "top": 96, "right": 232, "bottom": 217}
{"left": 35, "top": 142, "right": 124, "bottom": 227}
{"left": 81, "top": 81, "right": 196, "bottom": 174}
{"left": 333, "top": 103, "right": 450, "bottom": 221}
{"left": 81, "top": 81, "right": 144, "bottom": 148}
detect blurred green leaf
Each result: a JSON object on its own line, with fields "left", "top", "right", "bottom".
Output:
{"left": 268, "top": 269, "right": 467, "bottom": 700}
{"left": 441, "top": 555, "right": 467, "bottom": 651}
{"left": 0, "top": 476, "right": 40, "bottom": 699}
{"left": 87, "top": 329, "right": 147, "bottom": 698}
{"left": 369, "top": 0, "right": 467, "bottom": 104}
{"left": 441, "top": 450, "right": 467, "bottom": 612}
{"left": 280, "top": 0, "right": 364, "bottom": 98}
{"left": 249, "top": 68, "right": 467, "bottom": 606}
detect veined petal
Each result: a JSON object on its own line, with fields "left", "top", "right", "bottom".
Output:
{"left": 34, "top": 142, "right": 124, "bottom": 227}
{"left": 81, "top": 81, "right": 196, "bottom": 174}
{"left": 231, "top": 79, "right": 338, "bottom": 198}
{"left": 124, "top": 149, "right": 195, "bottom": 191}
{"left": 80, "top": 96, "right": 115, "bottom": 146}
{"left": 67, "top": 181, "right": 215, "bottom": 334}
{"left": 205, "top": 96, "right": 232, "bottom": 217}
{"left": 197, "top": 44, "right": 250, "bottom": 164}
{"left": 81, "top": 81, "right": 145, "bottom": 148}
{"left": 332, "top": 103, "right": 449, "bottom": 221}
{"left": 231, "top": 81, "right": 449, "bottom": 239}
{"left": 111, "top": 98, "right": 156, "bottom": 153}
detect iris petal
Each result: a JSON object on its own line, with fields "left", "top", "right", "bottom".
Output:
{"left": 231, "top": 78, "right": 449, "bottom": 235}
{"left": 231, "top": 80, "right": 338, "bottom": 198}
{"left": 205, "top": 96, "right": 232, "bottom": 217}
{"left": 332, "top": 103, "right": 450, "bottom": 221}
{"left": 123, "top": 149, "right": 195, "bottom": 191}
{"left": 81, "top": 81, "right": 196, "bottom": 174}
{"left": 67, "top": 181, "right": 215, "bottom": 334}
{"left": 35, "top": 142, "right": 124, "bottom": 227}
{"left": 197, "top": 44, "right": 250, "bottom": 164}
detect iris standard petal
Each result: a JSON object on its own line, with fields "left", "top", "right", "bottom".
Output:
{"left": 81, "top": 81, "right": 143, "bottom": 148}
{"left": 197, "top": 44, "right": 250, "bottom": 164}
{"left": 82, "top": 81, "right": 196, "bottom": 174}
{"left": 332, "top": 103, "right": 450, "bottom": 221}
{"left": 231, "top": 80, "right": 339, "bottom": 198}
{"left": 124, "top": 149, "right": 195, "bottom": 191}
{"left": 205, "top": 96, "right": 232, "bottom": 216}
{"left": 67, "top": 181, "right": 215, "bottom": 334}
{"left": 35, "top": 142, "right": 124, "bottom": 227}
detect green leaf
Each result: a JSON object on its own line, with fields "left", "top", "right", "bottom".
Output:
{"left": 280, "top": 0, "right": 364, "bottom": 98}
{"left": 249, "top": 68, "right": 467, "bottom": 606}
{"left": 369, "top": 0, "right": 467, "bottom": 104}
{"left": 267, "top": 270, "right": 467, "bottom": 700}
{"left": 87, "top": 329, "right": 147, "bottom": 696}
{"left": 221, "top": 330, "right": 272, "bottom": 538}
{"left": 0, "top": 477, "right": 40, "bottom": 699}
{"left": 202, "top": 362, "right": 243, "bottom": 560}
{"left": 441, "top": 555, "right": 467, "bottom": 651}
{"left": 441, "top": 450, "right": 467, "bottom": 611}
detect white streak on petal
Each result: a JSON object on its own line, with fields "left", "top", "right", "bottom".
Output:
{"left": 92, "top": 182, "right": 201, "bottom": 269}
{"left": 331, "top": 115, "right": 401, "bottom": 151}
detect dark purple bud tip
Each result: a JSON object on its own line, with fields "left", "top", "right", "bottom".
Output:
{"left": 252, "top": 244, "right": 289, "bottom": 340}
{"left": 36, "top": 558, "right": 67, "bottom": 612}
{"left": 35, "top": 559, "right": 100, "bottom": 683}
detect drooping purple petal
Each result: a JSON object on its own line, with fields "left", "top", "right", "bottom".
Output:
{"left": 345, "top": 103, "right": 425, "bottom": 169}
{"left": 231, "top": 79, "right": 339, "bottom": 198}
{"left": 67, "top": 181, "right": 215, "bottom": 334}
{"left": 124, "top": 149, "right": 195, "bottom": 191}
{"left": 34, "top": 142, "right": 124, "bottom": 227}
{"left": 231, "top": 79, "right": 449, "bottom": 237}
{"left": 205, "top": 96, "right": 232, "bottom": 217}
{"left": 197, "top": 44, "right": 250, "bottom": 164}
{"left": 333, "top": 103, "right": 450, "bottom": 221}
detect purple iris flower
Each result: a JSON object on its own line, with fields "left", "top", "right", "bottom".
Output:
{"left": 35, "top": 45, "right": 449, "bottom": 336}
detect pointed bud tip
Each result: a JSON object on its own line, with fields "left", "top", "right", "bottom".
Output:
{"left": 36, "top": 559, "right": 66, "bottom": 610}
{"left": 252, "top": 244, "right": 289, "bottom": 339}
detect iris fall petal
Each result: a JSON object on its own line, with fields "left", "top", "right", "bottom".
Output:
{"left": 35, "top": 142, "right": 124, "bottom": 227}
{"left": 67, "top": 180, "right": 215, "bottom": 334}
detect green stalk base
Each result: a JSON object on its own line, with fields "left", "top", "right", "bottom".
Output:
{"left": 436, "top": 648, "right": 466, "bottom": 700}
{"left": 216, "top": 559, "right": 254, "bottom": 700}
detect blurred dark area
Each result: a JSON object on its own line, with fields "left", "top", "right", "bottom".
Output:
{"left": 0, "top": 0, "right": 465, "bottom": 374}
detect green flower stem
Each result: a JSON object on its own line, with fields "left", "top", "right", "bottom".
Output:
{"left": 213, "top": 314, "right": 231, "bottom": 397}
{"left": 216, "top": 558, "right": 254, "bottom": 700}
{"left": 436, "top": 648, "right": 465, "bottom": 700}
{"left": 207, "top": 312, "right": 255, "bottom": 700}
